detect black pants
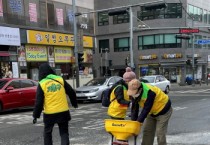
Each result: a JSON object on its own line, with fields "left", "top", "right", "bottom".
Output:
{"left": 44, "top": 121, "right": 69, "bottom": 145}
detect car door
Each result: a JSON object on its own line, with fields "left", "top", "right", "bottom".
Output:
{"left": 20, "top": 79, "right": 37, "bottom": 107}
{"left": 154, "top": 76, "right": 163, "bottom": 91}
{"left": 2, "top": 80, "right": 22, "bottom": 110}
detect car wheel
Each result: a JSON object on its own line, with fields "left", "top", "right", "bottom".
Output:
{"left": 101, "top": 91, "right": 105, "bottom": 102}
{"left": 164, "top": 86, "right": 169, "bottom": 94}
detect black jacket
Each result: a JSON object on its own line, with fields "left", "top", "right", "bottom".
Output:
{"left": 114, "top": 80, "right": 130, "bottom": 105}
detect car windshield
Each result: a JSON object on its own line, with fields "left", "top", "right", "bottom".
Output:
{"left": 85, "top": 78, "right": 107, "bottom": 86}
{"left": 0, "top": 80, "right": 9, "bottom": 89}
{"left": 141, "top": 76, "right": 155, "bottom": 83}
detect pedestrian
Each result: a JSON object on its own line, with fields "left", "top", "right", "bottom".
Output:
{"left": 127, "top": 79, "right": 172, "bottom": 145}
{"left": 33, "top": 63, "right": 78, "bottom": 145}
{"left": 107, "top": 67, "right": 136, "bottom": 120}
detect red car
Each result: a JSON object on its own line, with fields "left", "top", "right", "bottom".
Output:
{"left": 0, "top": 78, "right": 38, "bottom": 112}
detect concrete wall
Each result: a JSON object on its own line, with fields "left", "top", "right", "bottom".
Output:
{"left": 53, "top": 0, "right": 94, "bottom": 9}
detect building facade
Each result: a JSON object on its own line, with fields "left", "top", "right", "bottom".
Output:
{"left": 94, "top": 0, "right": 210, "bottom": 84}
{"left": 0, "top": 0, "right": 94, "bottom": 87}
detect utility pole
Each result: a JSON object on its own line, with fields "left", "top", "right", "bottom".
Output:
{"left": 72, "top": 0, "right": 80, "bottom": 87}
{"left": 105, "top": 48, "right": 108, "bottom": 76}
{"left": 129, "top": 7, "right": 134, "bottom": 69}
{"left": 192, "top": 18, "right": 195, "bottom": 86}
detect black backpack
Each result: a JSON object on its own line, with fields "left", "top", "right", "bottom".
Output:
{"left": 101, "top": 81, "right": 122, "bottom": 107}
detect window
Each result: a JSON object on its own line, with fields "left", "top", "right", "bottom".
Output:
{"left": 165, "top": 3, "right": 182, "bottom": 18}
{"left": 98, "top": 12, "right": 109, "bottom": 26}
{"left": 139, "top": 3, "right": 182, "bottom": 20}
{"left": 114, "top": 38, "right": 129, "bottom": 52}
{"left": 155, "top": 34, "right": 164, "bottom": 48}
{"left": 99, "top": 39, "right": 109, "bottom": 53}
{"left": 8, "top": 80, "right": 21, "bottom": 89}
{"left": 194, "top": 35, "right": 202, "bottom": 48}
{"left": 204, "top": 10, "right": 207, "bottom": 23}
{"left": 188, "top": 5, "right": 202, "bottom": 22}
{"left": 143, "top": 35, "right": 154, "bottom": 49}
{"left": 138, "top": 34, "right": 181, "bottom": 49}
{"left": 47, "top": 3, "right": 55, "bottom": 25}
{"left": 165, "top": 34, "right": 178, "bottom": 48}
{"left": 208, "top": 11, "right": 210, "bottom": 24}
{"left": 108, "top": 78, "right": 115, "bottom": 85}
{"left": 113, "top": 13, "right": 129, "bottom": 24}
{"left": 203, "top": 36, "right": 207, "bottom": 49}
{"left": 21, "top": 80, "right": 34, "bottom": 88}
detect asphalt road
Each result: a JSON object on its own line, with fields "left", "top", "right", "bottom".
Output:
{"left": 0, "top": 86, "right": 210, "bottom": 145}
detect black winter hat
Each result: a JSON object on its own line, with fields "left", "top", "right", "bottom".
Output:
{"left": 38, "top": 63, "right": 56, "bottom": 81}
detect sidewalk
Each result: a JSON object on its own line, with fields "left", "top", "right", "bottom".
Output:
{"left": 170, "top": 83, "right": 210, "bottom": 91}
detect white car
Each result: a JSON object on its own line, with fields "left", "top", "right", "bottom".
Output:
{"left": 140, "top": 75, "right": 171, "bottom": 94}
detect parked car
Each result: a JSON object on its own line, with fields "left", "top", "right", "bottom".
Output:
{"left": 75, "top": 76, "right": 122, "bottom": 102}
{"left": 140, "top": 75, "right": 171, "bottom": 94}
{"left": 0, "top": 78, "right": 38, "bottom": 112}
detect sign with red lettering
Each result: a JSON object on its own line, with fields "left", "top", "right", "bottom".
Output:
{"left": 179, "top": 28, "right": 199, "bottom": 33}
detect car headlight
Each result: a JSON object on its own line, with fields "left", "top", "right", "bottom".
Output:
{"left": 89, "top": 88, "right": 99, "bottom": 93}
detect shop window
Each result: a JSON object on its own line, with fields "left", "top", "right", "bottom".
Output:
{"left": 114, "top": 37, "right": 129, "bottom": 52}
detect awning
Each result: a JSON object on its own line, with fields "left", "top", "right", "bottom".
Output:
{"left": 0, "top": 52, "right": 10, "bottom": 56}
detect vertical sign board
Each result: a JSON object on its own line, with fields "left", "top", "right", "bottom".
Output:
{"left": 0, "top": 0, "right": 3, "bottom": 16}
{"left": 29, "top": 3, "right": 37, "bottom": 22}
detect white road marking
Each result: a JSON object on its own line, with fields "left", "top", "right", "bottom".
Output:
{"left": 173, "top": 106, "right": 188, "bottom": 111}
{"left": 108, "top": 132, "right": 210, "bottom": 145}
{"left": 172, "top": 89, "right": 210, "bottom": 94}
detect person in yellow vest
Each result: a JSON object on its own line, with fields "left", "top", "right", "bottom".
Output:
{"left": 33, "top": 63, "right": 78, "bottom": 145}
{"left": 127, "top": 79, "right": 172, "bottom": 145}
{"left": 108, "top": 67, "right": 136, "bottom": 120}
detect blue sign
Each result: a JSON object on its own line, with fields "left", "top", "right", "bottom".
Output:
{"left": 197, "top": 39, "right": 210, "bottom": 44}
{"left": 9, "top": 0, "right": 22, "bottom": 13}
{"left": 67, "top": 10, "right": 74, "bottom": 23}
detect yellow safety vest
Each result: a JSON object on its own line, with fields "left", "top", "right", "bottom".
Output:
{"left": 40, "top": 74, "right": 69, "bottom": 114}
{"left": 108, "top": 85, "right": 129, "bottom": 119}
{"left": 139, "top": 82, "right": 169, "bottom": 115}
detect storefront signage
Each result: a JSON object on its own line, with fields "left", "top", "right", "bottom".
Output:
{"left": 25, "top": 45, "right": 47, "bottom": 61}
{"left": 179, "top": 28, "right": 199, "bottom": 33}
{"left": 139, "top": 54, "right": 157, "bottom": 60}
{"left": 54, "top": 47, "right": 73, "bottom": 63}
{"left": 162, "top": 53, "right": 182, "bottom": 59}
{"left": 27, "top": 30, "right": 93, "bottom": 48}
{"left": 0, "top": 26, "right": 20, "bottom": 46}
{"left": 83, "top": 36, "right": 93, "bottom": 48}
